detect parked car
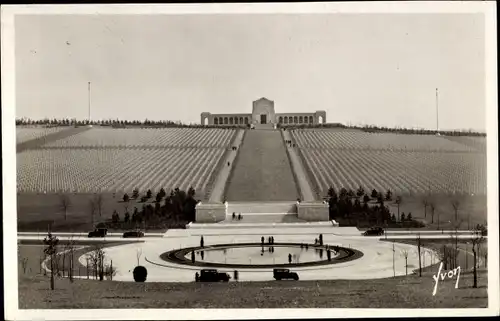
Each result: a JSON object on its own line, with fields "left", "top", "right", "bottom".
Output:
{"left": 363, "top": 226, "right": 384, "bottom": 236}
{"left": 273, "top": 268, "right": 299, "bottom": 281}
{"left": 196, "top": 269, "right": 231, "bottom": 282}
{"left": 88, "top": 228, "right": 108, "bottom": 238}
{"left": 123, "top": 230, "right": 145, "bottom": 238}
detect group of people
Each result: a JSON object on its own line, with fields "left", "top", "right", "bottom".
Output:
{"left": 260, "top": 236, "right": 276, "bottom": 255}
{"left": 284, "top": 140, "right": 296, "bottom": 147}
{"left": 261, "top": 236, "right": 275, "bottom": 245}
{"left": 232, "top": 212, "right": 242, "bottom": 220}
{"left": 230, "top": 146, "right": 238, "bottom": 151}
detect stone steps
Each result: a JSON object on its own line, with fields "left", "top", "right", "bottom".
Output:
{"left": 186, "top": 221, "right": 336, "bottom": 230}
{"left": 225, "top": 130, "right": 299, "bottom": 201}
{"left": 223, "top": 213, "right": 303, "bottom": 223}
{"left": 227, "top": 201, "right": 297, "bottom": 214}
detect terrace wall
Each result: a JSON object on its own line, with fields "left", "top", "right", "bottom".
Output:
{"left": 195, "top": 202, "right": 227, "bottom": 223}
{"left": 297, "top": 202, "right": 329, "bottom": 221}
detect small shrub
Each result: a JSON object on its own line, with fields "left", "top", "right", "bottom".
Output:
{"left": 133, "top": 266, "right": 147, "bottom": 282}
{"left": 95, "top": 222, "right": 106, "bottom": 229}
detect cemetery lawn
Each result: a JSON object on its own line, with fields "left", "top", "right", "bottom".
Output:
{"left": 19, "top": 270, "right": 488, "bottom": 309}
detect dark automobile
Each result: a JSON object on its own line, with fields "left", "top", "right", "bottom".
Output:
{"left": 88, "top": 228, "right": 108, "bottom": 238}
{"left": 123, "top": 230, "right": 145, "bottom": 238}
{"left": 196, "top": 269, "right": 231, "bottom": 282}
{"left": 363, "top": 226, "right": 384, "bottom": 236}
{"left": 273, "top": 268, "right": 299, "bottom": 281}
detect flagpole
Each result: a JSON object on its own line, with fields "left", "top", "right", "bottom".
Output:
{"left": 88, "top": 81, "right": 91, "bottom": 124}
{"left": 435, "top": 88, "right": 439, "bottom": 134}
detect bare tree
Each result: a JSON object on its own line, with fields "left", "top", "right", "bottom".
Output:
{"left": 59, "top": 194, "right": 71, "bottom": 220}
{"left": 88, "top": 243, "right": 106, "bottom": 281}
{"left": 452, "top": 219, "right": 464, "bottom": 269}
{"left": 395, "top": 196, "right": 402, "bottom": 222}
{"left": 430, "top": 202, "right": 436, "bottom": 224}
{"left": 95, "top": 193, "right": 104, "bottom": 217}
{"left": 401, "top": 249, "right": 409, "bottom": 276}
{"left": 447, "top": 232, "right": 460, "bottom": 270}
{"left": 421, "top": 197, "right": 429, "bottom": 219}
{"left": 89, "top": 199, "right": 97, "bottom": 229}
{"left": 63, "top": 235, "right": 77, "bottom": 282}
{"left": 417, "top": 234, "right": 422, "bottom": 277}
{"left": 104, "top": 260, "right": 117, "bottom": 280}
{"left": 61, "top": 243, "right": 67, "bottom": 277}
{"left": 451, "top": 199, "right": 460, "bottom": 223}
{"left": 471, "top": 226, "right": 485, "bottom": 288}
{"left": 43, "top": 231, "right": 59, "bottom": 290}
{"left": 439, "top": 244, "right": 451, "bottom": 270}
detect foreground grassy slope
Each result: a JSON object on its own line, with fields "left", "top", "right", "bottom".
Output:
{"left": 18, "top": 271, "right": 488, "bottom": 309}
{"left": 18, "top": 244, "right": 488, "bottom": 309}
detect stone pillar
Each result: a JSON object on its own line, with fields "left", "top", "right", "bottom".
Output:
{"left": 314, "top": 111, "right": 327, "bottom": 124}
{"left": 200, "top": 112, "right": 211, "bottom": 125}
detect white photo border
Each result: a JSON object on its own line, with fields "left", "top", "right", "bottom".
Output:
{"left": 2, "top": 2, "right": 498, "bottom": 320}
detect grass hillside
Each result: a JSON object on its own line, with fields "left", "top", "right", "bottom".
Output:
{"left": 225, "top": 130, "right": 299, "bottom": 201}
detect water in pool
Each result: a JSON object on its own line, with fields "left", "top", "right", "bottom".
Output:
{"left": 185, "top": 245, "right": 338, "bottom": 265}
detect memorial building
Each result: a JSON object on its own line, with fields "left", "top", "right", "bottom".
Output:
{"left": 201, "top": 97, "right": 326, "bottom": 127}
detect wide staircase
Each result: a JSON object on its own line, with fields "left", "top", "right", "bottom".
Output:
{"left": 218, "top": 129, "right": 300, "bottom": 224}
{"left": 225, "top": 129, "right": 299, "bottom": 202}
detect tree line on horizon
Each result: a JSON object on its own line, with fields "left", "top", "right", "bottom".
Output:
{"left": 16, "top": 118, "right": 485, "bottom": 136}
{"left": 15, "top": 118, "right": 245, "bottom": 129}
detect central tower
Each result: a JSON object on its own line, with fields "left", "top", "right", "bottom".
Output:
{"left": 252, "top": 97, "right": 276, "bottom": 125}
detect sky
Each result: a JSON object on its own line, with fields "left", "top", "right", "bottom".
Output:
{"left": 15, "top": 13, "right": 486, "bottom": 131}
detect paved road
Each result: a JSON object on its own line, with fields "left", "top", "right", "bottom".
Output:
{"left": 282, "top": 130, "right": 315, "bottom": 201}
{"left": 209, "top": 129, "right": 245, "bottom": 203}
{"left": 18, "top": 230, "right": 486, "bottom": 240}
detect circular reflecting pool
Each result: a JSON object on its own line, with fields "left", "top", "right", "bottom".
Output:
{"left": 186, "top": 245, "right": 340, "bottom": 265}
{"left": 161, "top": 243, "right": 363, "bottom": 269}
